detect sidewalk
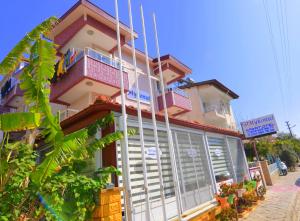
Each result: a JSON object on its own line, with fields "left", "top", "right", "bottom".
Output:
{"left": 242, "top": 169, "right": 300, "bottom": 221}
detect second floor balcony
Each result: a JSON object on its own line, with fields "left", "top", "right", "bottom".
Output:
{"left": 1, "top": 79, "right": 23, "bottom": 108}
{"left": 50, "top": 48, "right": 129, "bottom": 105}
{"left": 203, "top": 103, "right": 228, "bottom": 121}
{"left": 157, "top": 88, "right": 192, "bottom": 116}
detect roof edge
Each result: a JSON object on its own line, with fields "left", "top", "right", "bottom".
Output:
{"left": 179, "top": 79, "right": 239, "bottom": 99}
{"left": 61, "top": 98, "right": 242, "bottom": 137}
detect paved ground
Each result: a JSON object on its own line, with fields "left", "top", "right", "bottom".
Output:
{"left": 242, "top": 169, "right": 300, "bottom": 221}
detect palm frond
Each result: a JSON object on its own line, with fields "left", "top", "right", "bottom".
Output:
{"left": 88, "top": 128, "right": 135, "bottom": 154}
{"left": 0, "top": 112, "right": 41, "bottom": 132}
{"left": 0, "top": 16, "right": 57, "bottom": 75}
{"left": 20, "top": 38, "right": 60, "bottom": 142}
{"left": 31, "top": 129, "right": 89, "bottom": 185}
{"left": 87, "top": 112, "right": 115, "bottom": 136}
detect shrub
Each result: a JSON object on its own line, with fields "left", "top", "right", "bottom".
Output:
{"left": 280, "top": 149, "right": 297, "bottom": 169}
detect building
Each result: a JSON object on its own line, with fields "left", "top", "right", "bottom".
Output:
{"left": 178, "top": 79, "right": 239, "bottom": 130}
{"left": 0, "top": 0, "right": 249, "bottom": 220}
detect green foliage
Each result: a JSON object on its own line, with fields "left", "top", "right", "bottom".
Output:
{"left": 0, "top": 142, "right": 37, "bottom": 220}
{"left": 244, "top": 133, "right": 300, "bottom": 162}
{"left": 20, "top": 37, "right": 60, "bottom": 142}
{"left": 0, "top": 16, "right": 57, "bottom": 75}
{"left": 0, "top": 17, "right": 134, "bottom": 221}
{"left": 280, "top": 149, "right": 297, "bottom": 169}
{"left": 216, "top": 207, "right": 236, "bottom": 221}
{"left": 0, "top": 112, "right": 41, "bottom": 132}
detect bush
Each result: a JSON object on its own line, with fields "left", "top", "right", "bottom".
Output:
{"left": 280, "top": 149, "right": 297, "bottom": 169}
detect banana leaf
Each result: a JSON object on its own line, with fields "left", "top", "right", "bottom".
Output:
{"left": 0, "top": 112, "right": 41, "bottom": 132}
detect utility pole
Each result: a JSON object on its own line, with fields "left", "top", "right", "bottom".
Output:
{"left": 285, "top": 121, "right": 296, "bottom": 138}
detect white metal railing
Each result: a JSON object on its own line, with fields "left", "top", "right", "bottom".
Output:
{"left": 203, "top": 104, "right": 228, "bottom": 116}
{"left": 1, "top": 79, "right": 19, "bottom": 105}
{"left": 61, "top": 47, "right": 121, "bottom": 73}
{"left": 84, "top": 47, "right": 121, "bottom": 70}
{"left": 268, "top": 162, "right": 278, "bottom": 174}
{"left": 165, "top": 87, "right": 189, "bottom": 98}
{"left": 59, "top": 108, "right": 79, "bottom": 122}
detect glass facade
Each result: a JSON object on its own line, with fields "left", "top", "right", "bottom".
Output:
{"left": 116, "top": 116, "right": 248, "bottom": 220}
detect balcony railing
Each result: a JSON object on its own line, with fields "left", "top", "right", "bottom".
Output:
{"left": 50, "top": 47, "right": 129, "bottom": 103}
{"left": 203, "top": 104, "right": 229, "bottom": 116}
{"left": 58, "top": 48, "right": 120, "bottom": 75}
{"left": 85, "top": 48, "right": 121, "bottom": 70}
{"left": 166, "top": 87, "right": 189, "bottom": 98}
{"left": 1, "top": 78, "right": 23, "bottom": 107}
{"left": 59, "top": 108, "right": 79, "bottom": 122}
{"left": 157, "top": 88, "right": 192, "bottom": 115}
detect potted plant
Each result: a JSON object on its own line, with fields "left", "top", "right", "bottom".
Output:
{"left": 216, "top": 183, "right": 236, "bottom": 208}
{"left": 235, "top": 182, "right": 246, "bottom": 198}
{"left": 236, "top": 198, "right": 246, "bottom": 214}
{"left": 216, "top": 207, "right": 237, "bottom": 221}
{"left": 242, "top": 191, "right": 254, "bottom": 211}
{"left": 257, "top": 186, "right": 266, "bottom": 200}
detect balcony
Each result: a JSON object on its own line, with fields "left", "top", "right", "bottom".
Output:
{"left": 50, "top": 48, "right": 129, "bottom": 105}
{"left": 153, "top": 55, "right": 192, "bottom": 85}
{"left": 1, "top": 82, "right": 23, "bottom": 108}
{"left": 157, "top": 88, "right": 192, "bottom": 116}
{"left": 203, "top": 104, "right": 227, "bottom": 121}
{"left": 59, "top": 108, "right": 79, "bottom": 122}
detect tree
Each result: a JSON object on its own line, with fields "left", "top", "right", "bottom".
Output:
{"left": 0, "top": 17, "right": 134, "bottom": 220}
{"left": 243, "top": 133, "right": 300, "bottom": 164}
{"left": 280, "top": 149, "right": 297, "bottom": 170}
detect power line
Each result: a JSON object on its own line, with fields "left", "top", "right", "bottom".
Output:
{"left": 281, "top": 0, "right": 293, "bottom": 103}
{"left": 275, "top": 0, "right": 293, "bottom": 117}
{"left": 262, "top": 0, "right": 288, "bottom": 118}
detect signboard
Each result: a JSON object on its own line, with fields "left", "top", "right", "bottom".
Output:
{"left": 127, "top": 88, "right": 150, "bottom": 104}
{"left": 214, "top": 149, "right": 222, "bottom": 157}
{"left": 249, "top": 166, "right": 264, "bottom": 188}
{"left": 187, "top": 148, "right": 198, "bottom": 158}
{"left": 145, "top": 147, "right": 162, "bottom": 159}
{"left": 241, "top": 114, "right": 278, "bottom": 138}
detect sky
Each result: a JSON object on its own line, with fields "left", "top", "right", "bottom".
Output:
{"left": 1, "top": 0, "right": 300, "bottom": 136}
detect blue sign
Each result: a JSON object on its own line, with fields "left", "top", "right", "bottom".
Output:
{"left": 127, "top": 88, "right": 150, "bottom": 104}
{"left": 241, "top": 114, "right": 278, "bottom": 138}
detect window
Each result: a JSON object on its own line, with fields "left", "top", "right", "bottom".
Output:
{"left": 227, "top": 137, "right": 248, "bottom": 182}
{"left": 207, "top": 136, "right": 234, "bottom": 183}
{"left": 117, "top": 124, "right": 178, "bottom": 220}
{"left": 173, "top": 131, "right": 213, "bottom": 211}
{"left": 117, "top": 119, "right": 215, "bottom": 220}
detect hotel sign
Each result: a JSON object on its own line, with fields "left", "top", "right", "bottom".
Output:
{"left": 127, "top": 88, "right": 150, "bottom": 104}
{"left": 241, "top": 114, "right": 278, "bottom": 139}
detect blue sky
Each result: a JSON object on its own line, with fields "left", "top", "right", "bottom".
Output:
{"left": 1, "top": 0, "right": 299, "bottom": 136}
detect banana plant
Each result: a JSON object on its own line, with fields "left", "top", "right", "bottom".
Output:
{"left": 0, "top": 16, "right": 135, "bottom": 220}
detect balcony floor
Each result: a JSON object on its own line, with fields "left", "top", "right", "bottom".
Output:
{"left": 58, "top": 78, "right": 122, "bottom": 104}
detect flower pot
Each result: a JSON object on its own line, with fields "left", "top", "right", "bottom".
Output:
{"left": 216, "top": 196, "right": 230, "bottom": 209}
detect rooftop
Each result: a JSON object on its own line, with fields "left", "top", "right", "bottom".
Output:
{"left": 179, "top": 79, "right": 239, "bottom": 99}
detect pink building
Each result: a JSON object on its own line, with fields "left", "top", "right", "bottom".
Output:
{"left": 0, "top": 1, "right": 249, "bottom": 220}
